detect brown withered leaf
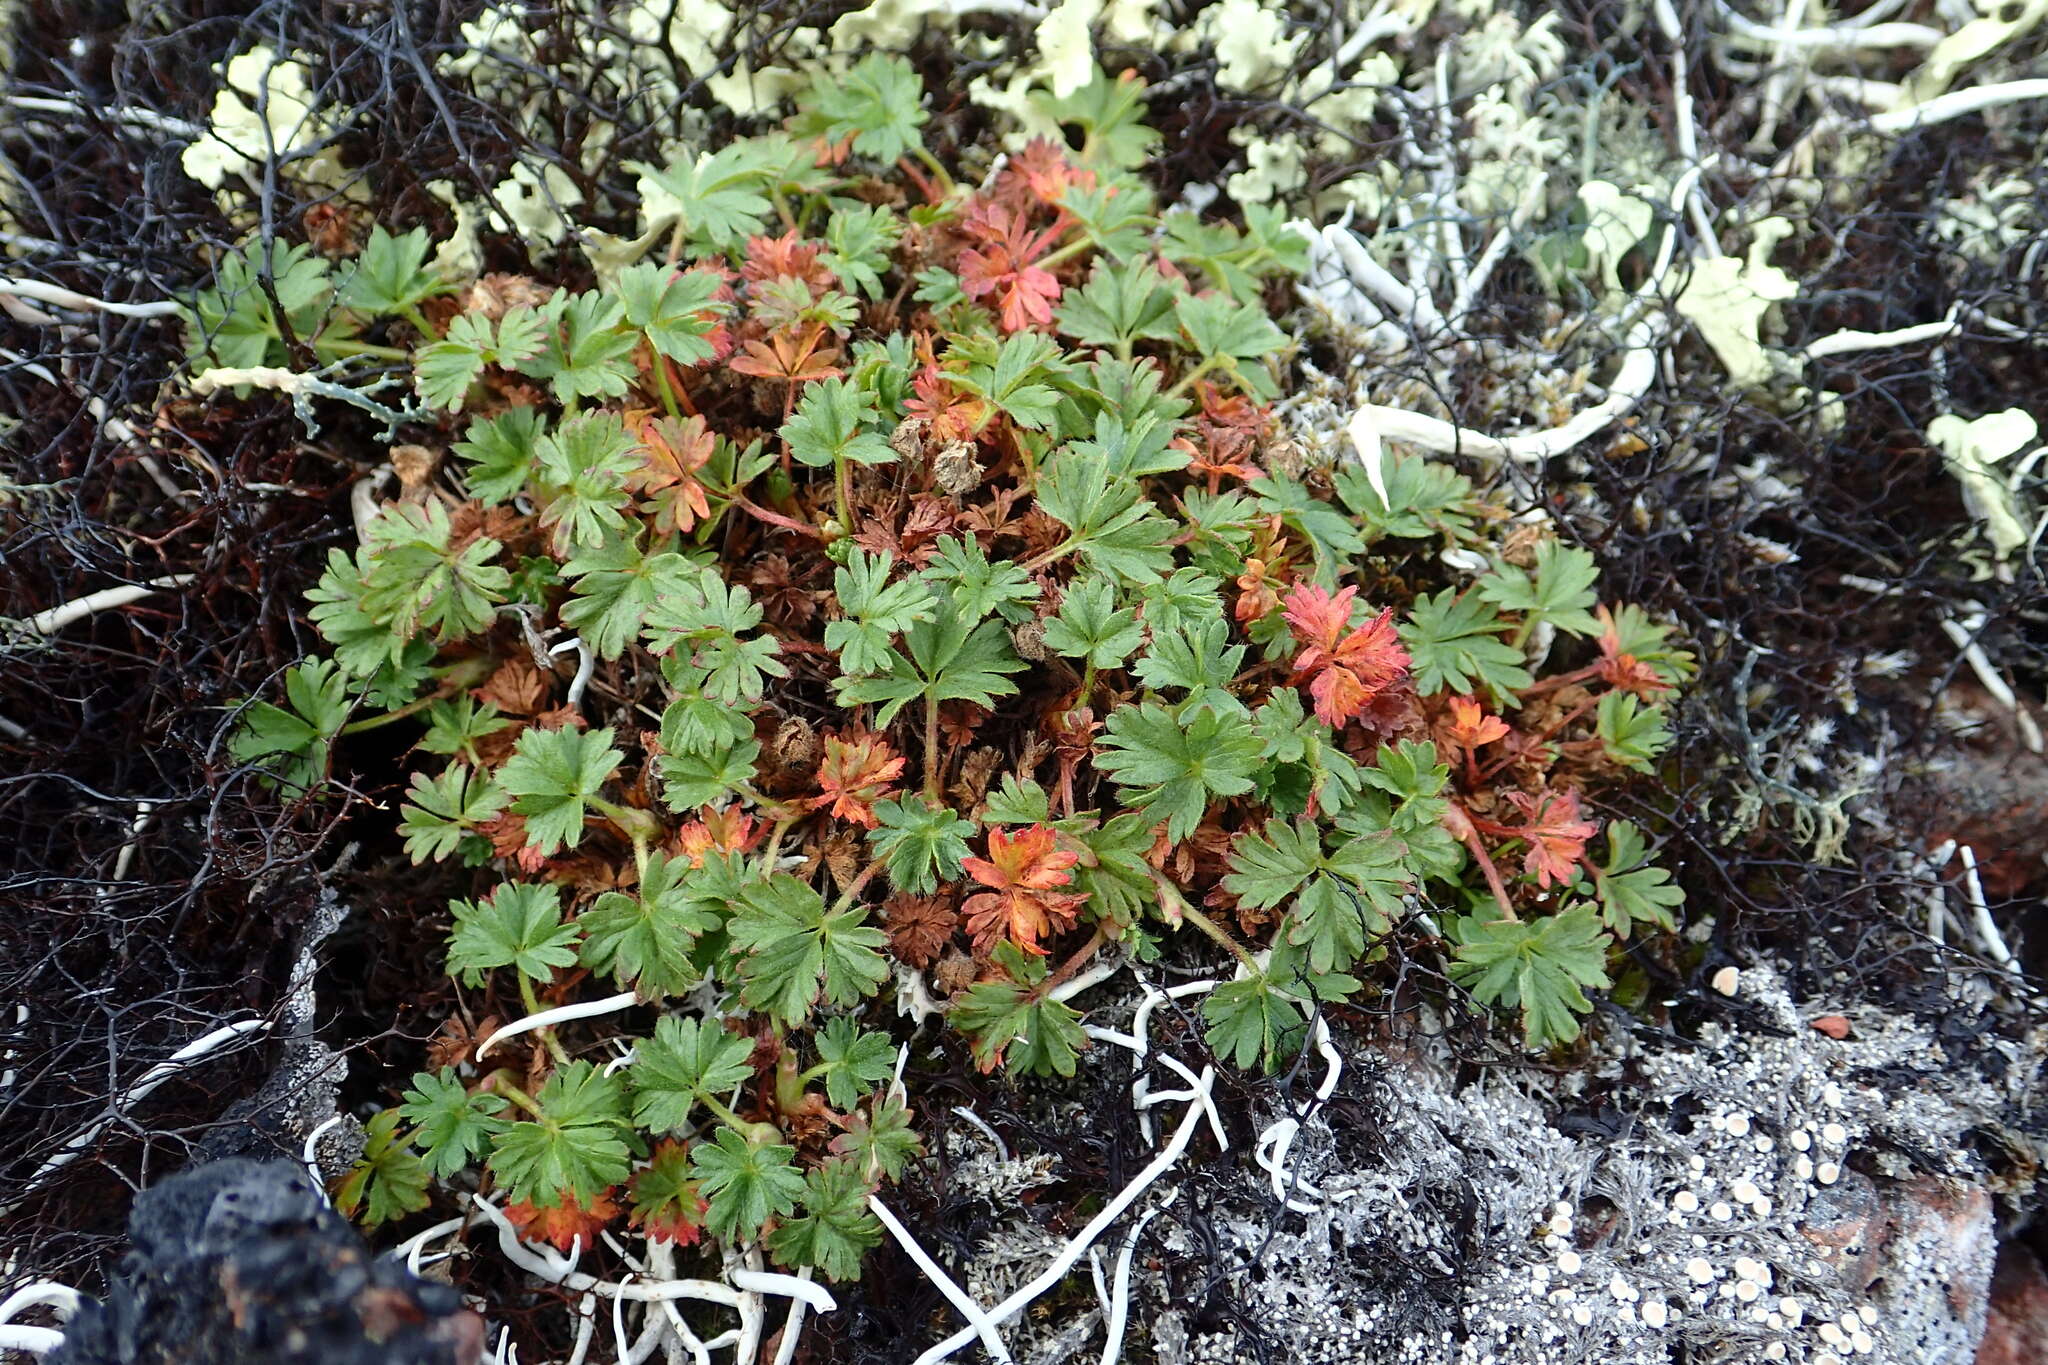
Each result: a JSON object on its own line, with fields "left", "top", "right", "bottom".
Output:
{"left": 391, "top": 444, "right": 440, "bottom": 496}
{"left": 884, "top": 895, "right": 957, "bottom": 969}
{"left": 426, "top": 1014, "right": 501, "bottom": 1072}
{"left": 751, "top": 554, "right": 820, "bottom": 626}
{"left": 767, "top": 715, "right": 820, "bottom": 777}
{"left": 448, "top": 501, "right": 528, "bottom": 555}
{"left": 933, "top": 441, "right": 983, "bottom": 496}
{"left": 818, "top": 828, "right": 864, "bottom": 890}
{"left": 466, "top": 272, "right": 550, "bottom": 319}
{"left": 956, "top": 485, "right": 1027, "bottom": 540}
{"left": 932, "top": 950, "right": 977, "bottom": 996}
{"left": 950, "top": 747, "right": 1003, "bottom": 809}
{"left": 478, "top": 656, "right": 549, "bottom": 716}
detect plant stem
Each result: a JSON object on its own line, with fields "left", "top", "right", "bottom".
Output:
{"left": 338, "top": 693, "right": 439, "bottom": 735}
{"left": 700, "top": 1091, "right": 752, "bottom": 1133}
{"left": 833, "top": 453, "right": 854, "bottom": 533}
{"left": 1449, "top": 806, "right": 1518, "bottom": 921}
{"left": 924, "top": 698, "right": 943, "bottom": 799}
{"left": 316, "top": 339, "right": 411, "bottom": 363}
{"left": 1038, "top": 235, "right": 1094, "bottom": 270}
{"left": 1164, "top": 356, "right": 1219, "bottom": 399}
{"left": 1038, "top": 928, "right": 1106, "bottom": 996}
{"left": 730, "top": 493, "right": 826, "bottom": 540}
{"left": 833, "top": 858, "right": 887, "bottom": 913}
{"left": 492, "top": 1079, "right": 546, "bottom": 1120}
{"left": 513, "top": 979, "right": 571, "bottom": 1064}
{"left": 1147, "top": 868, "right": 1260, "bottom": 975}
{"left": 651, "top": 346, "right": 683, "bottom": 419}
{"left": 1021, "top": 539, "right": 1075, "bottom": 573}
{"left": 1515, "top": 663, "right": 1601, "bottom": 700}
{"left": 911, "top": 147, "right": 956, "bottom": 197}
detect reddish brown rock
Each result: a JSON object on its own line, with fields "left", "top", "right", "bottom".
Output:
{"left": 1977, "top": 1243, "right": 2048, "bottom": 1365}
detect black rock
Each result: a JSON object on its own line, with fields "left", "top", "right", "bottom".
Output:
{"left": 49, "top": 1159, "right": 482, "bottom": 1365}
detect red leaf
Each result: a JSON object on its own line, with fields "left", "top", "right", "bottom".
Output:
{"left": 959, "top": 824, "right": 1086, "bottom": 955}
{"left": 1282, "top": 583, "right": 1410, "bottom": 728}
{"left": 1499, "top": 788, "right": 1598, "bottom": 888}
{"left": 956, "top": 204, "right": 1063, "bottom": 333}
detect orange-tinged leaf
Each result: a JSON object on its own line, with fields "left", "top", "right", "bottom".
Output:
{"left": 957, "top": 203, "right": 1063, "bottom": 333}
{"left": 729, "top": 323, "right": 843, "bottom": 385}
{"left": 1283, "top": 583, "right": 1410, "bottom": 727}
{"left": 671, "top": 806, "right": 763, "bottom": 866}
{"left": 741, "top": 230, "right": 836, "bottom": 292}
{"left": 959, "top": 824, "right": 1086, "bottom": 955}
{"left": 628, "top": 1140, "right": 708, "bottom": 1246}
{"left": 1500, "top": 788, "right": 1598, "bottom": 888}
{"left": 810, "top": 733, "right": 907, "bottom": 828}
{"left": 1443, "top": 696, "right": 1510, "bottom": 751}
{"left": 627, "top": 411, "right": 717, "bottom": 535}
{"left": 905, "top": 364, "right": 986, "bottom": 444}
{"left": 506, "top": 1188, "right": 620, "bottom": 1253}
{"left": 1002, "top": 136, "right": 1096, "bottom": 207}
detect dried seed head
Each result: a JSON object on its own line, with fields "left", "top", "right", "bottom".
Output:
{"left": 933, "top": 440, "right": 984, "bottom": 496}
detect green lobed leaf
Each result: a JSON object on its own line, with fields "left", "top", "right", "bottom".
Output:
{"left": 578, "top": 850, "right": 722, "bottom": 997}
{"left": 446, "top": 881, "right": 581, "bottom": 986}
{"left": 1202, "top": 973, "right": 1307, "bottom": 1073}
{"left": 781, "top": 377, "right": 895, "bottom": 469}
{"left": 727, "top": 875, "right": 890, "bottom": 1028}
{"left": 948, "top": 944, "right": 1087, "bottom": 1077}
{"left": 399, "top": 765, "right": 508, "bottom": 863}
{"left": 488, "top": 1062, "right": 632, "bottom": 1209}
{"left": 1096, "top": 701, "right": 1263, "bottom": 843}
{"left": 628, "top": 1015, "right": 758, "bottom": 1132}
{"left": 337, "top": 225, "right": 447, "bottom": 317}
{"left": 399, "top": 1068, "right": 510, "bottom": 1179}
{"left": 812, "top": 1016, "right": 898, "bottom": 1110}
{"left": 691, "top": 1126, "right": 805, "bottom": 1243}
{"left": 1042, "top": 577, "right": 1144, "bottom": 669}
{"left": 1478, "top": 542, "right": 1602, "bottom": 638}
{"left": 1448, "top": 904, "right": 1613, "bottom": 1050}
{"left": 806, "top": 54, "right": 927, "bottom": 163}
{"left": 497, "top": 726, "right": 625, "bottom": 855}
{"left": 767, "top": 1157, "right": 883, "bottom": 1281}
{"left": 333, "top": 1109, "right": 431, "bottom": 1227}
{"left": 453, "top": 405, "right": 546, "bottom": 505}
{"left": 1399, "top": 589, "right": 1534, "bottom": 701}
{"left": 826, "top": 548, "right": 937, "bottom": 677}
{"left": 867, "top": 794, "right": 975, "bottom": 894}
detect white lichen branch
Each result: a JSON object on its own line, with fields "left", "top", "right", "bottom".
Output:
{"left": 474, "top": 991, "right": 639, "bottom": 1060}
{"left": 0, "top": 276, "right": 182, "bottom": 318}
{"left": 909, "top": 1076, "right": 1216, "bottom": 1365}
{"left": 23, "top": 1017, "right": 270, "bottom": 1191}
{"left": 15, "top": 576, "right": 193, "bottom": 638}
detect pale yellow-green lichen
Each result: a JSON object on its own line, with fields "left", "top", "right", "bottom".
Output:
{"left": 180, "top": 46, "right": 335, "bottom": 191}
{"left": 1674, "top": 221, "right": 1799, "bottom": 389}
